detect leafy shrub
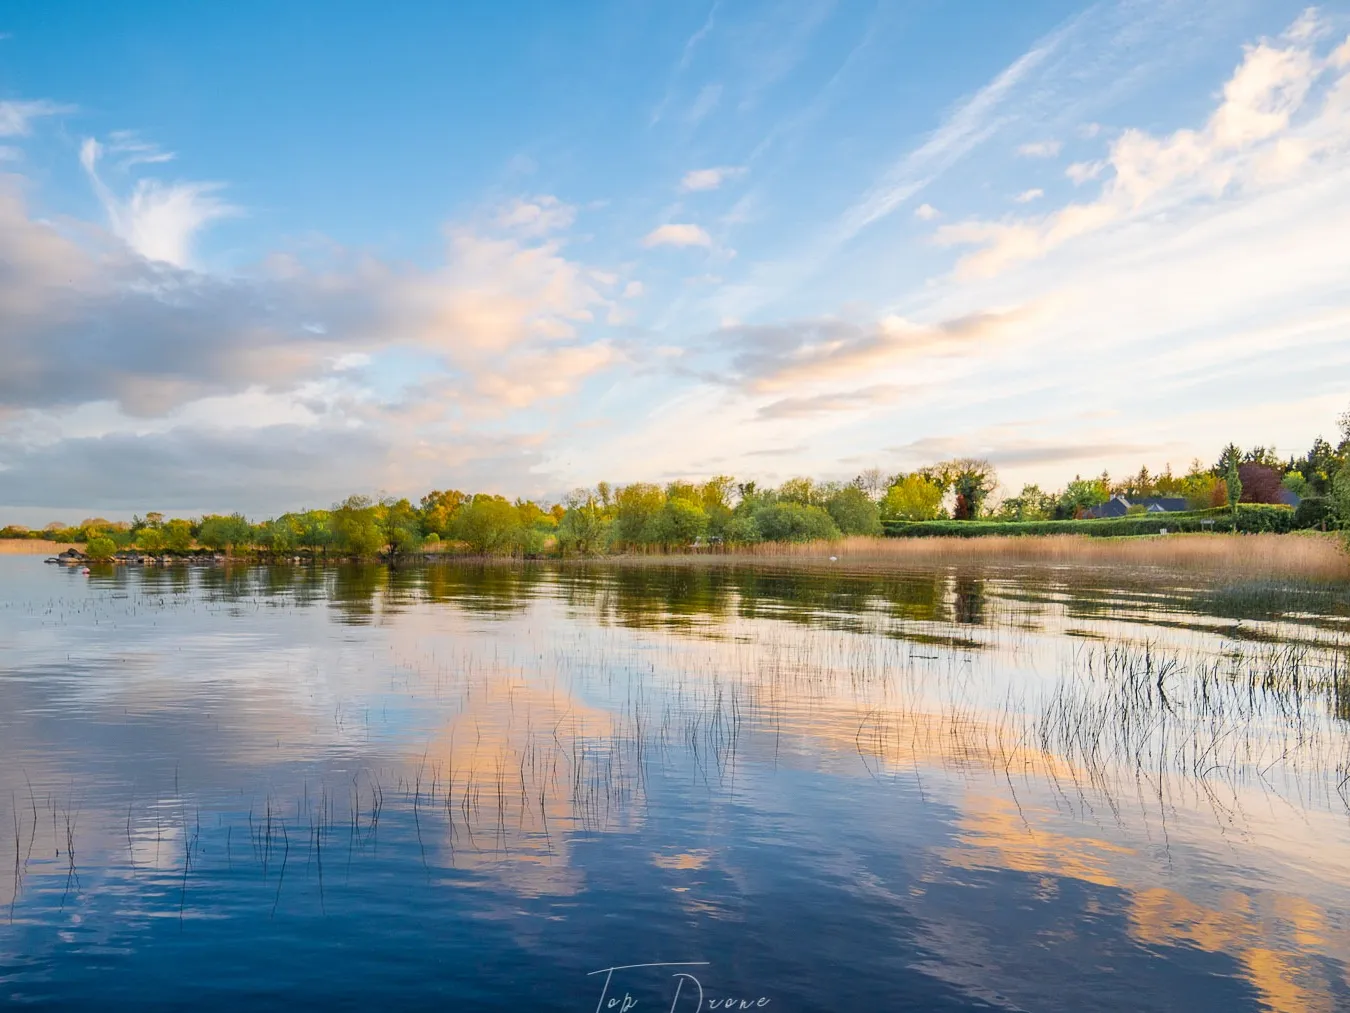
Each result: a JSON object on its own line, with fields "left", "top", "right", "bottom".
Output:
{"left": 85, "top": 537, "right": 116, "bottom": 560}
{"left": 1293, "top": 496, "right": 1331, "bottom": 530}
{"left": 826, "top": 486, "right": 882, "bottom": 535}
{"left": 724, "top": 515, "right": 763, "bottom": 544}
{"left": 753, "top": 503, "right": 841, "bottom": 542}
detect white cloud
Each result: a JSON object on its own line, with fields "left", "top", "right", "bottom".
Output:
{"left": 936, "top": 16, "right": 1350, "bottom": 279}
{"left": 1017, "top": 140, "right": 1062, "bottom": 157}
{"left": 679, "top": 165, "right": 746, "bottom": 192}
{"left": 723, "top": 306, "right": 1035, "bottom": 391}
{"left": 331, "top": 352, "right": 370, "bottom": 371}
{"left": 1066, "top": 160, "right": 1105, "bottom": 184}
{"left": 914, "top": 203, "right": 940, "bottom": 220}
{"left": 80, "top": 137, "right": 238, "bottom": 268}
{"left": 0, "top": 174, "right": 616, "bottom": 426}
{"left": 643, "top": 223, "right": 712, "bottom": 248}
{"left": 1335, "top": 37, "right": 1350, "bottom": 69}
{"left": 104, "top": 130, "right": 176, "bottom": 169}
{"left": 495, "top": 194, "right": 576, "bottom": 236}
{"left": 623, "top": 281, "right": 645, "bottom": 298}
{"left": 1014, "top": 188, "right": 1044, "bottom": 203}
{"left": 0, "top": 99, "right": 74, "bottom": 137}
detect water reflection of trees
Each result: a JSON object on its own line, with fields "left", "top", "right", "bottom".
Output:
{"left": 951, "top": 576, "right": 986, "bottom": 625}
{"left": 327, "top": 564, "right": 387, "bottom": 624}
{"left": 421, "top": 563, "right": 543, "bottom": 616}
{"left": 84, "top": 561, "right": 1350, "bottom": 655}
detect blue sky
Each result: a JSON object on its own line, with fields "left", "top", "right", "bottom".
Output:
{"left": 1, "top": 0, "right": 1348, "bottom": 521}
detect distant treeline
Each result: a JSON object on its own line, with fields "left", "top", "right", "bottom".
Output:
{"left": 4, "top": 423, "right": 1349, "bottom": 558}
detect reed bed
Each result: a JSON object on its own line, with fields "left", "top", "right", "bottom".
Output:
{"left": 684, "top": 532, "right": 1350, "bottom": 582}
{"left": 0, "top": 539, "right": 75, "bottom": 555}
{"left": 6, "top": 625, "right": 1349, "bottom": 922}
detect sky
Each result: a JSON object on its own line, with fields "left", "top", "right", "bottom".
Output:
{"left": 1, "top": 0, "right": 1349, "bottom": 523}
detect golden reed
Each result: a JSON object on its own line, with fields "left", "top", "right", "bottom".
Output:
{"left": 692, "top": 533, "right": 1350, "bottom": 581}
{"left": 0, "top": 539, "right": 77, "bottom": 555}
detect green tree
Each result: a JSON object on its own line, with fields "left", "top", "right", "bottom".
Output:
{"left": 198, "top": 513, "right": 254, "bottom": 554}
{"left": 297, "top": 510, "right": 334, "bottom": 556}
{"left": 777, "top": 476, "right": 820, "bottom": 506}
{"left": 419, "top": 489, "right": 467, "bottom": 536}
{"left": 1331, "top": 463, "right": 1350, "bottom": 532}
{"left": 1057, "top": 476, "right": 1111, "bottom": 518}
{"left": 454, "top": 495, "right": 522, "bottom": 555}
{"left": 85, "top": 537, "right": 116, "bottom": 561}
{"left": 257, "top": 515, "right": 300, "bottom": 555}
{"left": 1116, "top": 465, "right": 1157, "bottom": 499}
{"left": 556, "top": 490, "right": 611, "bottom": 556}
{"left": 882, "top": 475, "right": 944, "bottom": 521}
{"left": 699, "top": 475, "right": 735, "bottom": 511}
{"left": 162, "top": 519, "right": 193, "bottom": 554}
{"left": 377, "top": 496, "right": 420, "bottom": 556}
{"left": 1219, "top": 444, "right": 1243, "bottom": 516}
{"left": 331, "top": 496, "right": 384, "bottom": 556}
{"left": 1153, "top": 465, "right": 1185, "bottom": 497}
{"left": 724, "top": 515, "right": 762, "bottom": 544}
{"left": 136, "top": 527, "right": 166, "bottom": 554}
{"left": 614, "top": 483, "right": 665, "bottom": 547}
{"left": 825, "top": 485, "right": 882, "bottom": 535}
{"left": 752, "top": 503, "right": 840, "bottom": 542}
{"left": 997, "top": 484, "right": 1055, "bottom": 521}
{"left": 655, "top": 497, "right": 709, "bottom": 548}
{"left": 949, "top": 460, "right": 997, "bottom": 520}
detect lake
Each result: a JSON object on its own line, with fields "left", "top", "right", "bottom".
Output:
{"left": 1, "top": 555, "right": 1348, "bottom": 1011}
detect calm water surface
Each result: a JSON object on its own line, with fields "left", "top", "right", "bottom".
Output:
{"left": 1, "top": 557, "right": 1348, "bottom": 1011}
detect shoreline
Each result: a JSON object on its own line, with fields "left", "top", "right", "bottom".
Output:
{"left": 21, "top": 532, "right": 1347, "bottom": 584}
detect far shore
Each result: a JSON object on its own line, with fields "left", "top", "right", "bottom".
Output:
{"left": 13, "top": 531, "right": 1347, "bottom": 583}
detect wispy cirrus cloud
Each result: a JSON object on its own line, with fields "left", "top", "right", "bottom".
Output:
{"left": 680, "top": 166, "right": 746, "bottom": 192}
{"left": 833, "top": 15, "right": 1078, "bottom": 244}
{"left": 756, "top": 383, "right": 910, "bottom": 419}
{"left": 0, "top": 98, "right": 74, "bottom": 137}
{"left": 936, "top": 13, "right": 1350, "bottom": 280}
{"left": 650, "top": 0, "right": 721, "bottom": 126}
{"left": 80, "top": 136, "right": 238, "bottom": 268}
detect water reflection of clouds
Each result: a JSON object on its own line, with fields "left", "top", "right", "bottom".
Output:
{"left": 3, "top": 557, "right": 1350, "bottom": 1007}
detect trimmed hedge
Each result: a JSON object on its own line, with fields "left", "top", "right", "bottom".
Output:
{"left": 882, "top": 504, "right": 1299, "bottom": 539}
